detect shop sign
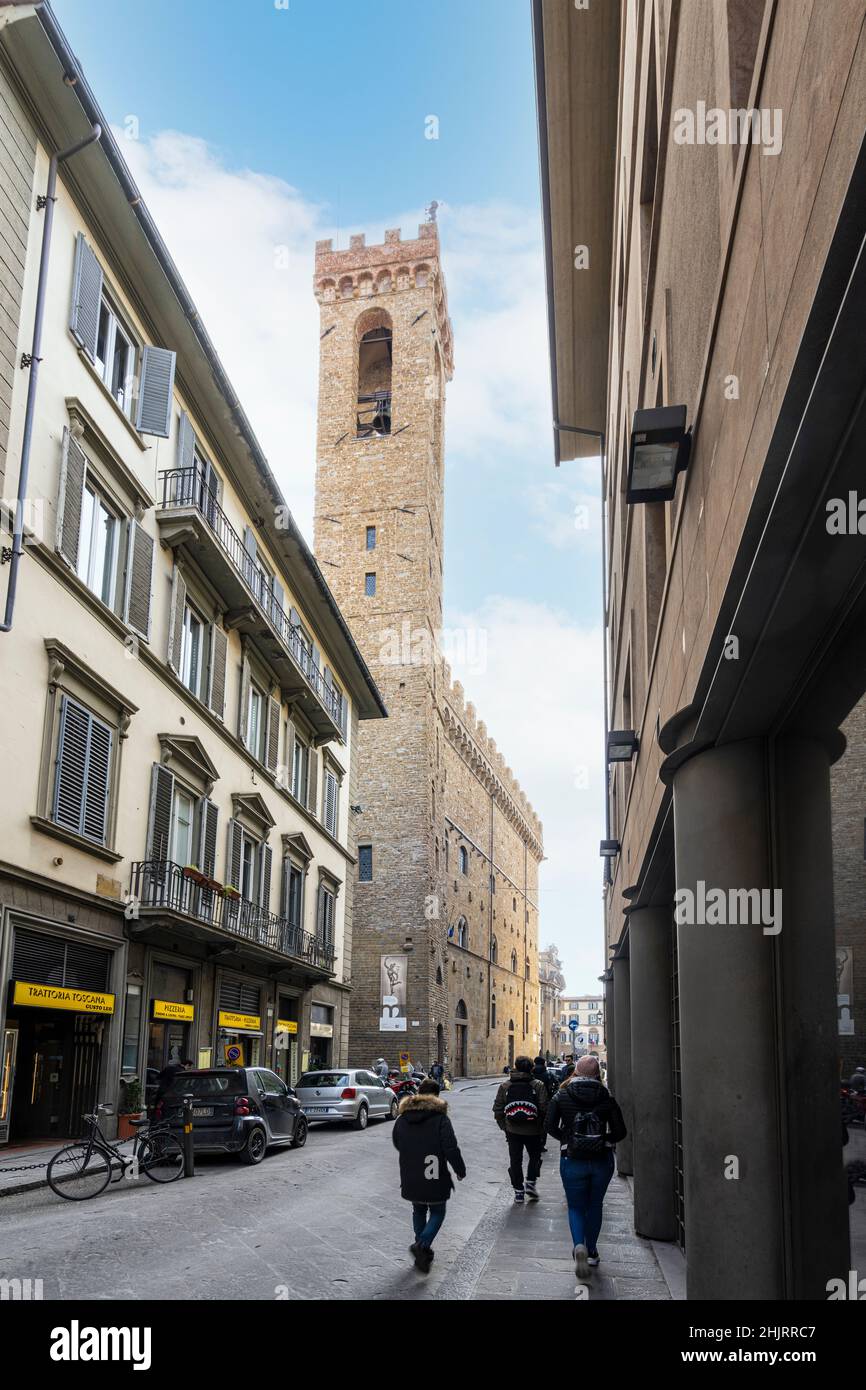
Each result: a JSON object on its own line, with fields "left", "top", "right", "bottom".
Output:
{"left": 277, "top": 1019, "right": 298, "bottom": 1034}
{"left": 153, "top": 999, "right": 194, "bottom": 1022}
{"left": 217, "top": 1010, "right": 261, "bottom": 1032}
{"left": 310, "top": 1021, "right": 333, "bottom": 1038}
{"left": 12, "top": 981, "right": 115, "bottom": 1015}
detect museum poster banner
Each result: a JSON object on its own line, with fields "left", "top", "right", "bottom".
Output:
{"left": 380, "top": 954, "right": 407, "bottom": 1032}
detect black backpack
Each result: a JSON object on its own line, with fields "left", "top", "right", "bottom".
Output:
{"left": 567, "top": 1101, "right": 607, "bottom": 1156}
{"left": 503, "top": 1076, "right": 540, "bottom": 1126}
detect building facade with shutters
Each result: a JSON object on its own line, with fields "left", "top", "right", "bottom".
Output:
{"left": 0, "top": 5, "right": 384, "bottom": 1147}
{"left": 555, "top": 993, "right": 606, "bottom": 1065}
{"left": 313, "top": 225, "right": 544, "bottom": 1076}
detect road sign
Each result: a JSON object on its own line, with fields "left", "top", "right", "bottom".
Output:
{"left": 568, "top": 1019, "right": 578, "bottom": 1032}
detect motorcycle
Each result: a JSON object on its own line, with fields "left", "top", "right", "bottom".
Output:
{"left": 387, "top": 1072, "right": 419, "bottom": 1103}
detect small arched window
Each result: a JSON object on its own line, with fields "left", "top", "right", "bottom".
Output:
{"left": 357, "top": 314, "right": 393, "bottom": 438}
{"left": 490, "top": 993, "right": 497, "bottom": 1029}
{"left": 339, "top": 276, "right": 354, "bottom": 300}
{"left": 456, "top": 917, "right": 468, "bottom": 950}
{"left": 511, "top": 949, "right": 518, "bottom": 973}
{"left": 436, "top": 965, "right": 443, "bottom": 986}
{"left": 459, "top": 846, "right": 468, "bottom": 875}
{"left": 491, "top": 937, "right": 498, "bottom": 965}
{"left": 525, "top": 960, "right": 530, "bottom": 980}
{"left": 456, "top": 998, "right": 468, "bottom": 1020}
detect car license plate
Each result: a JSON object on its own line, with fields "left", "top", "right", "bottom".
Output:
{"left": 304, "top": 1106, "right": 329, "bottom": 1113}
{"left": 193, "top": 1107, "right": 213, "bottom": 1117}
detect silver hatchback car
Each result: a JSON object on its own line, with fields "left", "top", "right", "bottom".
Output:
{"left": 295, "top": 1068, "right": 399, "bottom": 1129}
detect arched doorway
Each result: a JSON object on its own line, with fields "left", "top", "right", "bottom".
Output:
{"left": 454, "top": 999, "right": 468, "bottom": 1077}
{"left": 508, "top": 1020, "right": 515, "bottom": 1067}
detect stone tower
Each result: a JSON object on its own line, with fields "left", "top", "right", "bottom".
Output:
{"left": 313, "top": 223, "right": 455, "bottom": 1069}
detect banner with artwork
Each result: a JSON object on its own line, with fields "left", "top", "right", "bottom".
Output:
{"left": 380, "top": 954, "right": 407, "bottom": 1032}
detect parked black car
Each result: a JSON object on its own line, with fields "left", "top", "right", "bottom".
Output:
{"left": 155, "top": 1067, "right": 307, "bottom": 1164}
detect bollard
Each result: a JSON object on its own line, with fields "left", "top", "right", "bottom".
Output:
{"left": 181, "top": 1092, "right": 195, "bottom": 1178}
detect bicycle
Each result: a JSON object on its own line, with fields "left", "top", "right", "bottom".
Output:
{"left": 47, "top": 1104, "right": 185, "bottom": 1200}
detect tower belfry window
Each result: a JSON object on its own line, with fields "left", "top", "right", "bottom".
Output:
{"left": 357, "top": 325, "right": 392, "bottom": 437}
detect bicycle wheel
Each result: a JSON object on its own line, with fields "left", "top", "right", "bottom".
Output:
{"left": 138, "top": 1131, "right": 185, "bottom": 1183}
{"left": 47, "top": 1143, "right": 112, "bottom": 1200}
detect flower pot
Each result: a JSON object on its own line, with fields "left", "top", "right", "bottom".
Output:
{"left": 117, "top": 1111, "right": 145, "bottom": 1140}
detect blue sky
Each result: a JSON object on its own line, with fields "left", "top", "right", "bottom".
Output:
{"left": 53, "top": 0, "right": 606, "bottom": 996}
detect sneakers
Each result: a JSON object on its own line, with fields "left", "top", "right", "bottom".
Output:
{"left": 416, "top": 1245, "right": 434, "bottom": 1274}
{"left": 524, "top": 1179, "right": 539, "bottom": 1202}
{"left": 587, "top": 1249, "right": 600, "bottom": 1267}
{"left": 573, "top": 1243, "right": 589, "bottom": 1279}
{"left": 514, "top": 1188, "right": 525, "bottom": 1204}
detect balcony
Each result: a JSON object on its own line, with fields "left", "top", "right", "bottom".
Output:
{"left": 156, "top": 467, "right": 347, "bottom": 741}
{"left": 129, "top": 860, "right": 336, "bottom": 976}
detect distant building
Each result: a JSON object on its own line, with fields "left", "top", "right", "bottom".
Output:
{"left": 557, "top": 993, "right": 606, "bottom": 1065}
{"left": 538, "top": 944, "right": 565, "bottom": 1057}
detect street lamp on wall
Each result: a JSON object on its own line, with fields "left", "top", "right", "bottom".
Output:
{"left": 607, "top": 729, "right": 639, "bottom": 763}
{"left": 626, "top": 404, "right": 691, "bottom": 503}
{"left": 599, "top": 839, "right": 620, "bottom": 859}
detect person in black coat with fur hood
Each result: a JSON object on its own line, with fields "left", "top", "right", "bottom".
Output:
{"left": 545, "top": 1055, "right": 627, "bottom": 1281}
{"left": 392, "top": 1078, "right": 466, "bottom": 1273}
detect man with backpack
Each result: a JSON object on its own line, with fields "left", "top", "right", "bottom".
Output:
{"left": 545, "top": 1054, "right": 627, "bottom": 1280}
{"left": 492, "top": 1055, "right": 549, "bottom": 1203}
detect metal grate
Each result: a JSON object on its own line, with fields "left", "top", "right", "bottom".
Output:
{"left": 12, "top": 929, "right": 111, "bottom": 993}
{"left": 218, "top": 978, "right": 261, "bottom": 1016}
{"left": 671, "top": 921, "right": 686, "bottom": 1252}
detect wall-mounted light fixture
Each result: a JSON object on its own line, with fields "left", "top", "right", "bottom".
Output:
{"left": 627, "top": 404, "right": 691, "bottom": 503}
{"left": 599, "top": 839, "right": 621, "bottom": 859}
{"left": 607, "top": 729, "right": 640, "bottom": 763}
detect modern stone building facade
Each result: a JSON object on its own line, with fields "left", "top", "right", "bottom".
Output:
{"left": 0, "top": 4, "right": 384, "bottom": 1147}
{"left": 535, "top": 0, "right": 866, "bottom": 1299}
{"left": 313, "top": 224, "right": 543, "bottom": 1076}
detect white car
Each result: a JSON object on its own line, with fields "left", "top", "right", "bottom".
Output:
{"left": 295, "top": 1068, "right": 399, "bottom": 1129}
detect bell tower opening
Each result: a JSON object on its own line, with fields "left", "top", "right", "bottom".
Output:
{"left": 357, "top": 311, "right": 392, "bottom": 438}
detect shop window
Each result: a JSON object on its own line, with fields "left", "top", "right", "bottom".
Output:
{"left": 121, "top": 983, "right": 142, "bottom": 1075}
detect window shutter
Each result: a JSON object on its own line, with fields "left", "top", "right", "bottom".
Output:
{"left": 167, "top": 563, "right": 187, "bottom": 674}
{"left": 198, "top": 798, "right": 219, "bottom": 878}
{"left": 238, "top": 650, "right": 251, "bottom": 745}
{"left": 69, "top": 232, "right": 103, "bottom": 358}
{"left": 270, "top": 576, "right": 284, "bottom": 631}
{"left": 266, "top": 696, "right": 280, "bottom": 773}
{"left": 242, "top": 525, "right": 257, "bottom": 589}
{"left": 53, "top": 696, "right": 112, "bottom": 844}
{"left": 136, "top": 345, "right": 176, "bottom": 438}
{"left": 226, "top": 819, "right": 243, "bottom": 892}
{"left": 176, "top": 409, "right": 195, "bottom": 474}
{"left": 123, "top": 521, "right": 154, "bottom": 639}
{"left": 208, "top": 624, "right": 228, "bottom": 719}
{"left": 285, "top": 719, "right": 296, "bottom": 786}
{"left": 279, "top": 858, "right": 290, "bottom": 920}
{"left": 56, "top": 427, "right": 87, "bottom": 570}
{"left": 325, "top": 770, "right": 337, "bottom": 835}
{"left": 307, "top": 745, "right": 318, "bottom": 817}
{"left": 145, "top": 762, "right": 174, "bottom": 860}
{"left": 259, "top": 841, "right": 273, "bottom": 911}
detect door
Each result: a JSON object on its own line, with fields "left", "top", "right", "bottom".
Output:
{"left": 0, "top": 1028, "right": 18, "bottom": 1145}
{"left": 366, "top": 1074, "right": 388, "bottom": 1115}
{"left": 255, "top": 1069, "right": 294, "bottom": 1139}
{"left": 455, "top": 1024, "right": 467, "bottom": 1077}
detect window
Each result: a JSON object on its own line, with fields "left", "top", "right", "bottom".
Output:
{"left": 121, "top": 983, "right": 142, "bottom": 1075}
{"left": 95, "top": 293, "right": 138, "bottom": 418}
{"left": 52, "top": 695, "right": 113, "bottom": 846}
{"left": 358, "top": 845, "right": 373, "bottom": 882}
{"left": 292, "top": 735, "right": 308, "bottom": 803}
{"left": 490, "top": 993, "right": 497, "bottom": 1030}
{"left": 511, "top": 949, "right": 518, "bottom": 973}
{"left": 247, "top": 684, "right": 267, "bottom": 763}
{"left": 525, "top": 961, "right": 530, "bottom": 980}
{"left": 357, "top": 320, "right": 392, "bottom": 437}
{"left": 170, "top": 787, "right": 196, "bottom": 866}
{"left": 285, "top": 862, "right": 304, "bottom": 927}
{"left": 459, "top": 845, "right": 468, "bottom": 875}
{"left": 491, "top": 937, "right": 498, "bottom": 965}
{"left": 456, "top": 918, "right": 468, "bottom": 950}
{"left": 444, "top": 838, "right": 449, "bottom": 872}
{"left": 317, "top": 884, "right": 336, "bottom": 945}
{"left": 365, "top": 572, "right": 376, "bottom": 597}
{"left": 366, "top": 526, "right": 376, "bottom": 550}
{"left": 179, "top": 603, "right": 208, "bottom": 700}
{"left": 76, "top": 480, "right": 120, "bottom": 607}
{"left": 323, "top": 767, "right": 339, "bottom": 836}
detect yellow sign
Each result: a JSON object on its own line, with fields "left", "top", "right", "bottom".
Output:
{"left": 399, "top": 1050, "right": 411, "bottom": 1073}
{"left": 277, "top": 1019, "right": 298, "bottom": 1034}
{"left": 218, "top": 1010, "right": 261, "bottom": 1032}
{"left": 12, "top": 981, "right": 115, "bottom": 1015}
{"left": 224, "top": 1042, "right": 244, "bottom": 1066}
{"left": 198, "top": 1048, "right": 212, "bottom": 1069}
{"left": 153, "top": 999, "right": 194, "bottom": 1022}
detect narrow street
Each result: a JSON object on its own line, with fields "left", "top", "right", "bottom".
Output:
{"left": 0, "top": 1082, "right": 670, "bottom": 1301}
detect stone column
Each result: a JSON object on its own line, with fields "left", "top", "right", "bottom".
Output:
{"left": 604, "top": 970, "right": 616, "bottom": 1089}
{"left": 611, "top": 954, "right": 633, "bottom": 1175}
{"left": 629, "top": 904, "right": 677, "bottom": 1240}
{"left": 671, "top": 735, "right": 848, "bottom": 1299}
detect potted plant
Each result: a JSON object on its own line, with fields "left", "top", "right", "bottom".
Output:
{"left": 222, "top": 884, "right": 241, "bottom": 901}
{"left": 117, "top": 1077, "right": 145, "bottom": 1139}
{"left": 183, "top": 864, "right": 207, "bottom": 887}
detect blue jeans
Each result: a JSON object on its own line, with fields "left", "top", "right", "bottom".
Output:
{"left": 412, "top": 1202, "right": 447, "bottom": 1248}
{"left": 559, "top": 1150, "right": 615, "bottom": 1250}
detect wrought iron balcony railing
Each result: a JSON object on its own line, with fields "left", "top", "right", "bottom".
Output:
{"left": 158, "top": 466, "right": 347, "bottom": 739}
{"left": 130, "top": 860, "right": 336, "bottom": 973}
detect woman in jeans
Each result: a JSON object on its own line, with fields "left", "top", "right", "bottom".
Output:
{"left": 545, "top": 1055, "right": 627, "bottom": 1280}
{"left": 392, "top": 1078, "right": 466, "bottom": 1273}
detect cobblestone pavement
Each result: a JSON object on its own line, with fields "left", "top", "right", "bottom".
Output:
{"left": 0, "top": 1078, "right": 671, "bottom": 1301}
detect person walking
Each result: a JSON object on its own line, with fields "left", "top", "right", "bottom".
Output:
{"left": 392, "top": 1078, "right": 466, "bottom": 1273}
{"left": 493, "top": 1055, "right": 549, "bottom": 1203}
{"left": 533, "top": 1054, "right": 555, "bottom": 1154}
{"left": 545, "top": 1055, "right": 626, "bottom": 1280}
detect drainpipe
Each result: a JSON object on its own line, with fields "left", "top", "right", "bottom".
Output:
{"left": 0, "top": 122, "right": 101, "bottom": 633}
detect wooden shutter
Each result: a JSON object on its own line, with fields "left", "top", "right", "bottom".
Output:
{"left": 226, "top": 819, "right": 243, "bottom": 892}
{"left": 136, "top": 345, "right": 176, "bottom": 438}
{"left": 123, "top": 520, "right": 154, "bottom": 638}
{"left": 167, "top": 563, "right": 186, "bottom": 673}
{"left": 198, "top": 798, "right": 219, "bottom": 877}
{"left": 145, "top": 762, "right": 174, "bottom": 860}
{"left": 285, "top": 719, "right": 296, "bottom": 788}
{"left": 56, "top": 427, "right": 87, "bottom": 570}
{"left": 69, "top": 232, "right": 103, "bottom": 358}
{"left": 238, "top": 649, "right": 251, "bottom": 744}
{"left": 242, "top": 525, "right": 257, "bottom": 590}
{"left": 266, "top": 696, "right": 280, "bottom": 773}
{"left": 259, "top": 841, "right": 273, "bottom": 911}
{"left": 176, "top": 409, "right": 195, "bottom": 474}
{"left": 279, "top": 858, "right": 290, "bottom": 920}
{"left": 208, "top": 625, "right": 228, "bottom": 718}
{"left": 53, "top": 696, "right": 113, "bottom": 845}
{"left": 324, "top": 770, "right": 337, "bottom": 834}
{"left": 270, "top": 577, "right": 285, "bottom": 633}
{"left": 307, "top": 745, "right": 318, "bottom": 817}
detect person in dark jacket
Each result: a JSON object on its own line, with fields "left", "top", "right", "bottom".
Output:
{"left": 493, "top": 1055, "right": 549, "bottom": 1202}
{"left": 392, "top": 1078, "right": 466, "bottom": 1272}
{"left": 545, "top": 1055, "right": 626, "bottom": 1280}
{"left": 532, "top": 1056, "right": 554, "bottom": 1097}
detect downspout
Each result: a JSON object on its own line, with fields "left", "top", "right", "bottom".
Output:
{"left": 0, "top": 122, "right": 101, "bottom": 633}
